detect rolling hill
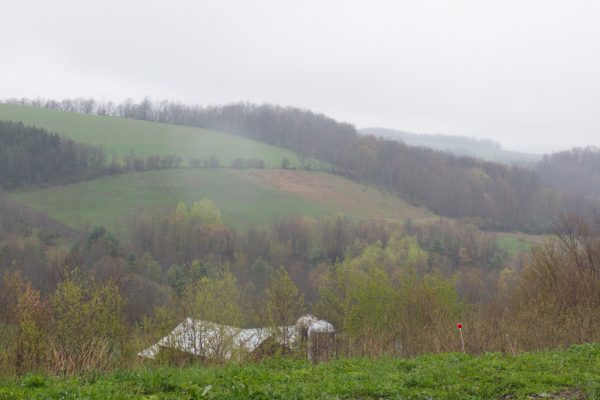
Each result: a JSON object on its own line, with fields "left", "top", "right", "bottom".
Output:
{"left": 9, "top": 169, "right": 435, "bottom": 230}
{"left": 8, "top": 167, "right": 543, "bottom": 254}
{"left": 361, "top": 127, "right": 541, "bottom": 165}
{"left": 1, "top": 103, "right": 544, "bottom": 253}
{"left": 0, "top": 103, "right": 303, "bottom": 168}
{"left": 0, "top": 104, "right": 438, "bottom": 229}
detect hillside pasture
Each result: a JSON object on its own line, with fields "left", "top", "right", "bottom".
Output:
{"left": 9, "top": 169, "right": 435, "bottom": 231}
{"left": 0, "top": 103, "right": 303, "bottom": 168}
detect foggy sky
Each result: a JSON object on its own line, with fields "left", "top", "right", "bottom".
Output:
{"left": 1, "top": 0, "right": 599, "bottom": 153}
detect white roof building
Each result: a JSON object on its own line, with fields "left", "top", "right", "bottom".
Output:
{"left": 139, "top": 317, "right": 296, "bottom": 360}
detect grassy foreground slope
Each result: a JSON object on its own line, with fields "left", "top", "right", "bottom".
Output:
{"left": 0, "top": 104, "right": 300, "bottom": 167}
{"left": 10, "top": 169, "right": 434, "bottom": 229}
{"left": 1, "top": 344, "right": 599, "bottom": 399}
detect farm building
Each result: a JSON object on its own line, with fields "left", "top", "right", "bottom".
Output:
{"left": 140, "top": 315, "right": 335, "bottom": 362}
{"left": 139, "top": 318, "right": 295, "bottom": 360}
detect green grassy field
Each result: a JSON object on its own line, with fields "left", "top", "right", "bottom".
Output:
{"left": 0, "top": 104, "right": 301, "bottom": 168}
{"left": 9, "top": 169, "right": 331, "bottom": 229}
{"left": 9, "top": 169, "right": 434, "bottom": 230}
{"left": 1, "top": 344, "right": 599, "bottom": 399}
{"left": 496, "top": 234, "right": 543, "bottom": 257}
{"left": 0, "top": 103, "right": 546, "bottom": 251}
{"left": 9, "top": 167, "right": 547, "bottom": 254}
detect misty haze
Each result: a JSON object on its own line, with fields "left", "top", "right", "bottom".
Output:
{"left": 1, "top": 1, "right": 600, "bottom": 398}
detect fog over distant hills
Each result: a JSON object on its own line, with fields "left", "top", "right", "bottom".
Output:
{"left": 2, "top": 0, "right": 600, "bottom": 151}
{"left": 360, "top": 127, "right": 542, "bottom": 165}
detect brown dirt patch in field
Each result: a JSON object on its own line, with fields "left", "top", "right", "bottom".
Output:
{"left": 233, "top": 169, "right": 547, "bottom": 255}
{"left": 235, "top": 169, "right": 436, "bottom": 223}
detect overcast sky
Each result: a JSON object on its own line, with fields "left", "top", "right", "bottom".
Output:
{"left": 1, "top": 0, "right": 599, "bottom": 153}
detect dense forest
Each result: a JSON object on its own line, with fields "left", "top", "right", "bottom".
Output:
{"left": 0, "top": 119, "right": 244, "bottom": 190}
{"left": 0, "top": 121, "right": 109, "bottom": 189}
{"left": 1, "top": 189, "right": 599, "bottom": 375}
{"left": 5, "top": 97, "right": 597, "bottom": 232}
{"left": 0, "top": 195, "right": 507, "bottom": 324}
{"left": 536, "top": 146, "right": 600, "bottom": 199}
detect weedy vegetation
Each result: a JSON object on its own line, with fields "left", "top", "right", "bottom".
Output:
{"left": 0, "top": 345, "right": 599, "bottom": 399}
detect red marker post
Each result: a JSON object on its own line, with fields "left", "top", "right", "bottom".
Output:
{"left": 457, "top": 323, "right": 465, "bottom": 353}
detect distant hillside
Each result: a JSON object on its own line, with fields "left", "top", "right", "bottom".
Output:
{"left": 6, "top": 99, "right": 595, "bottom": 233}
{"left": 535, "top": 146, "right": 600, "bottom": 199}
{"left": 0, "top": 192, "right": 81, "bottom": 240}
{"left": 360, "top": 127, "right": 541, "bottom": 165}
{"left": 9, "top": 167, "right": 542, "bottom": 259}
{"left": 10, "top": 169, "right": 435, "bottom": 230}
{"left": 0, "top": 103, "right": 303, "bottom": 168}
{"left": 0, "top": 120, "right": 108, "bottom": 189}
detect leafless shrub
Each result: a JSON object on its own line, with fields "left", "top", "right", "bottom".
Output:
{"left": 46, "top": 338, "right": 111, "bottom": 376}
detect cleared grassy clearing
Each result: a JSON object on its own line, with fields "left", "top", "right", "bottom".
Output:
{"left": 9, "top": 167, "right": 547, "bottom": 255}
{"left": 496, "top": 233, "right": 547, "bottom": 257}
{"left": 9, "top": 169, "right": 435, "bottom": 230}
{"left": 8, "top": 169, "right": 330, "bottom": 229}
{"left": 0, "top": 104, "right": 302, "bottom": 168}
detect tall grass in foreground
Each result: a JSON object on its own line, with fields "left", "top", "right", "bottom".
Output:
{"left": 1, "top": 344, "right": 599, "bottom": 399}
